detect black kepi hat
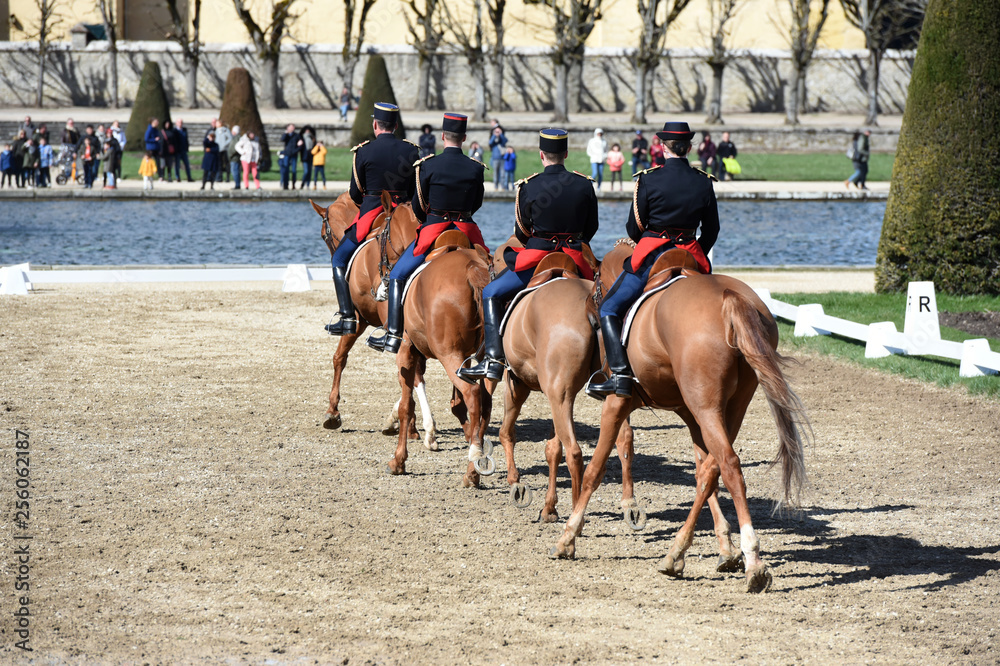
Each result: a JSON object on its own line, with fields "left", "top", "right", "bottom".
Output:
{"left": 442, "top": 112, "right": 468, "bottom": 134}
{"left": 372, "top": 102, "right": 400, "bottom": 123}
{"left": 656, "top": 121, "right": 695, "bottom": 142}
{"left": 539, "top": 128, "right": 568, "bottom": 153}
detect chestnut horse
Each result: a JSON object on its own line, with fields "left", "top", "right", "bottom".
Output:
{"left": 484, "top": 241, "right": 645, "bottom": 528}
{"left": 550, "top": 242, "right": 807, "bottom": 593}
{"left": 388, "top": 245, "right": 495, "bottom": 488}
{"left": 313, "top": 193, "right": 438, "bottom": 448}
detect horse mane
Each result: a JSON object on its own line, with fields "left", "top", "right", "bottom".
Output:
{"left": 721, "top": 289, "right": 810, "bottom": 510}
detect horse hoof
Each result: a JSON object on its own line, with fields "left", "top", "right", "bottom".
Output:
{"left": 323, "top": 413, "right": 342, "bottom": 430}
{"left": 423, "top": 437, "right": 438, "bottom": 452}
{"left": 745, "top": 563, "right": 772, "bottom": 593}
{"left": 541, "top": 510, "right": 560, "bottom": 524}
{"left": 623, "top": 505, "right": 647, "bottom": 531}
{"left": 385, "top": 461, "right": 405, "bottom": 476}
{"left": 462, "top": 472, "right": 481, "bottom": 489}
{"left": 510, "top": 483, "right": 533, "bottom": 508}
{"left": 548, "top": 541, "right": 575, "bottom": 560}
{"left": 717, "top": 553, "right": 745, "bottom": 573}
{"left": 407, "top": 429, "right": 420, "bottom": 441}
{"left": 381, "top": 423, "right": 398, "bottom": 436}
{"left": 658, "top": 553, "right": 685, "bottom": 577}
{"left": 474, "top": 455, "right": 496, "bottom": 476}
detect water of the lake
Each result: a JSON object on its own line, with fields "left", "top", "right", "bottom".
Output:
{"left": 0, "top": 200, "right": 884, "bottom": 266}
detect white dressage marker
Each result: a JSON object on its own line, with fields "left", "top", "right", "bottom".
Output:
{"left": 865, "top": 321, "right": 908, "bottom": 358}
{"left": 0, "top": 264, "right": 31, "bottom": 296}
{"left": 282, "top": 264, "right": 311, "bottom": 292}
{"left": 903, "top": 281, "right": 941, "bottom": 355}
{"left": 960, "top": 339, "right": 1000, "bottom": 378}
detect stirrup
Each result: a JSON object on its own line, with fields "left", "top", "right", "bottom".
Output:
{"left": 585, "top": 371, "right": 633, "bottom": 400}
{"left": 457, "top": 356, "right": 504, "bottom": 384}
{"left": 325, "top": 315, "right": 357, "bottom": 336}
{"left": 366, "top": 329, "right": 402, "bottom": 353}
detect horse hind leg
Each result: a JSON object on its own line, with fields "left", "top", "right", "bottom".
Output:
{"left": 414, "top": 375, "right": 438, "bottom": 450}
{"left": 324, "top": 328, "right": 365, "bottom": 430}
{"left": 658, "top": 439, "right": 721, "bottom": 578}
{"left": 500, "top": 376, "right": 533, "bottom": 508}
{"left": 614, "top": 419, "right": 647, "bottom": 530}
{"left": 706, "top": 457, "right": 743, "bottom": 573}
{"left": 387, "top": 340, "right": 419, "bottom": 476}
{"left": 441, "top": 361, "right": 484, "bottom": 489}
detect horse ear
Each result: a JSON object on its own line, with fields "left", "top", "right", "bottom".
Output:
{"left": 309, "top": 199, "right": 326, "bottom": 217}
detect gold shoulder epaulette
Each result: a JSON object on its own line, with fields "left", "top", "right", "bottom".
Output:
{"left": 413, "top": 154, "right": 434, "bottom": 167}
{"left": 403, "top": 139, "right": 420, "bottom": 148}
{"left": 693, "top": 166, "right": 718, "bottom": 181}
{"left": 469, "top": 155, "right": 489, "bottom": 170}
{"left": 350, "top": 140, "right": 369, "bottom": 153}
{"left": 573, "top": 170, "right": 595, "bottom": 182}
{"left": 632, "top": 164, "right": 662, "bottom": 179}
{"left": 515, "top": 172, "right": 540, "bottom": 187}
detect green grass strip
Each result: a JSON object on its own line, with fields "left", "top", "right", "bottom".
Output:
{"left": 773, "top": 292, "right": 1000, "bottom": 398}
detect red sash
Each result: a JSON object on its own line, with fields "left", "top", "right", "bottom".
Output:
{"left": 512, "top": 247, "right": 595, "bottom": 280}
{"left": 351, "top": 207, "right": 384, "bottom": 240}
{"left": 413, "top": 220, "right": 488, "bottom": 256}
{"left": 631, "top": 237, "right": 711, "bottom": 274}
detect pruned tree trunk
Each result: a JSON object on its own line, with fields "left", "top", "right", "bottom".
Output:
{"left": 553, "top": 61, "right": 569, "bottom": 122}
{"left": 490, "top": 57, "right": 504, "bottom": 110}
{"left": 185, "top": 62, "right": 198, "bottom": 108}
{"left": 633, "top": 61, "right": 652, "bottom": 124}
{"left": 785, "top": 64, "right": 801, "bottom": 125}
{"left": 342, "top": 56, "right": 358, "bottom": 91}
{"left": 109, "top": 46, "right": 119, "bottom": 108}
{"left": 415, "top": 56, "right": 432, "bottom": 110}
{"left": 706, "top": 61, "right": 725, "bottom": 124}
{"left": 865, "top": 46, "right": 882, "bottom": 126}
{"left": 36, "top": 48, "right": 46, "bottom": 107}
{"left": 568, "top": 56, "right": 583, "bottom": 114}
{"left": 260, "top": 56, "right": 279, "bottom": 108}
{"left": 472, "top": 58, "right": 487, "bottom": 121}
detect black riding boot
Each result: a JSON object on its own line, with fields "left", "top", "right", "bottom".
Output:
{"left": 457, "top": 298, "right": 505, "bottom": 383}
{"left": 585, "top": 316, "right": 633, "bottom": 399}
{"left": 325, "top": 266, "right": 358, "bottom": 336}
{"left": 367, "top": 279, "right": 404, "bottom": 353}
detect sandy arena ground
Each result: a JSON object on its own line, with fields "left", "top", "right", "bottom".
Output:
{"left": 1, "top": 274, "right": 998, "bottom": 664}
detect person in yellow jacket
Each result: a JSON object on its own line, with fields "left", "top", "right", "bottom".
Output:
{"left": 310, "top": 140, "right": 327, "bottom": 190}
{"left": 139, "top": 150, "right": 157, "bottom": 190}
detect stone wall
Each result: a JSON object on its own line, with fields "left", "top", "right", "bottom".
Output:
{"left": 0, "top": 42, "right": 913, "bottom": 117}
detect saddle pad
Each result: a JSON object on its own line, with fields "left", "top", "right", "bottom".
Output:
{"left": 346, "top": 237, "right": 376, "bottom": 282}
{"left": 401, "top": 259, "right": 435, "bottom": 306}
{"left": 621, "top": 275, "right": 687, "bottom": 346}
{"left": 499, "top": 277, "right": 568, "bottom": 337}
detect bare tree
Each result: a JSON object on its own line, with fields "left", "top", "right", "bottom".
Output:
{"left": 403, "top": 0, "right": 445, "bottom": 111}
{"left": 440, "top": 0, "right": 488, "bottom": 120}
{"left": 840, "top": 0, "right": 926, "bottom": 125}
{"left": 96, "top": 0, "right": 120, "bottom": 108}
{"left": 26, "top": 0, "right": 63, "bottom": 107}
{"left": 782, "top": 0, "right": 831, "bottom": 125}
{"left": 164, "top": 0, "right": 202, "bottom": 108}
{"left": 231, "top": 0, "right": 299, "bottom": 108}
{"left": 632, "top": 0, "right": 692, "bottom": 124}
{"left": 484, "top": 0, "right": 507, "bottom": 111}
{"left": 340, "top": 0, "right": 379, "bottom": 91}
{"left": 703, "top": 0, "right": 743, "bottom": 124}
{"left": 526, "top": 0, "right": 605, "bottom": 122}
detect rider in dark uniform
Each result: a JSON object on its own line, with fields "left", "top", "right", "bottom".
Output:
{"left": 367, "top": 113, "right": 487, "bottom": 353}
{"left": 326, "top": 102, "right": 419, "bottom": 336}
{"left": 458, "top": 128, "right": 599, "bottom": 383}
{"left": 586, "top": 120, "right": 719, "bottom": 399}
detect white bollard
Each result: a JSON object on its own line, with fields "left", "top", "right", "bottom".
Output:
{"left": 793, "top": 303, "right": 829, "bottom": 337}
{"left": 865, "top": 321, "right": 906, "bottom": 358}
{"left": 0, "top": 265, "right": 30, "bottom": 296}
{"left": 903, "top": 281, "right": 941, "bottom": 354}
{"left": 960, "top": 339, "right": 1000, "bottom": 378}
{"left": 282, "top": 264, "right": 311, "bottom": 292}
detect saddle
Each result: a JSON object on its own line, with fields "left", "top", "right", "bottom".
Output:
{"left": 526, "top": 252, "right": 580, "bottom": 289}
{"left": 643, "top": 248, "right": 701, "bottom": 294}
{"left": 424, "top": 229, "right": 491, "bottom": 264}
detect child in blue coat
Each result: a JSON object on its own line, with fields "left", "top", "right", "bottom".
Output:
{"left": 501, "top": 145, "right": 517, "bottom": 190}
{"left": 0, "top": 144, "right": 12, "bottom": 188}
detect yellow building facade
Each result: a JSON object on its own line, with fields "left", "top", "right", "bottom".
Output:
{"left": 5, "top": 0, "right": 865, "bottom": 51}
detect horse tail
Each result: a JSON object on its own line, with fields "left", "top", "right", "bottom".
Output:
{"left": 721, "top": 288, "right": 809, "bottom": 510}
{"left": 465, "top": 255, "right": 491, "bottom": 324}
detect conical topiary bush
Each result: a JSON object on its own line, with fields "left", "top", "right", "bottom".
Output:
{"left": 875, "top": 0, "right": 1000, "bottom": 295}
{"left": 219, "top": 68, "right": 272, "bottom": 172}
{"left": 126, "top": 62, "right": 172, "bottom": 151}
{"left": 350, "top": 54, "right": 406, "bottom": 146}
